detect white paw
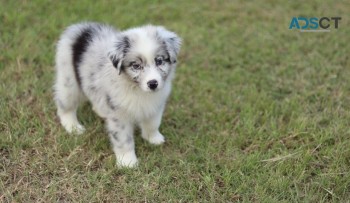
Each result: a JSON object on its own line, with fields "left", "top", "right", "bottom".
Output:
{"left": 147, "top": 132, "right": 165, "bottom": 145}
{"left": 59, "top": 111, "right": 85, "bottom": 135}
{"left": 63, "top": 123, "right": 86, "bottom": 135}
{"left": 116, "top": 152, "right": 138, "bottom": 168}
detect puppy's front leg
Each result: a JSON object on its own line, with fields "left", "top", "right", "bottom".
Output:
{"left": 106, "top": 118, "right": 138, "bottom": 167}
{"left": 140, "top": 111, "right": 165, "bottom": 145}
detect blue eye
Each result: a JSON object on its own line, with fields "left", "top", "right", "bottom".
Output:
{"left": 155, "top": 57, "right": 163, "bottom": 66}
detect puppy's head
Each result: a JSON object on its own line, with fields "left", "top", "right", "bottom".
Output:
{"left": 108, "top": 25, "right": 181, "bottom": 92}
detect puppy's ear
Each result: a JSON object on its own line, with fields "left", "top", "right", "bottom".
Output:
{"left": 157, "top": 27, "right": 182, "bottom": 64}
{"left": 109, "top": 56, "right": 123, "bottom": 75}
{"left": 108, "top": 36, "right": 131, "bottom": 74}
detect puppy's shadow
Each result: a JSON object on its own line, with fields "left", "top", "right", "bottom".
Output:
{"left": 77, "top": 103, "right": 143, "bottom": 150}
{"left": 78, "top": 102, "right": 101, "bottom": 127}
{"left": 76, "top": 103, "right": 168, "bottom": 155}
{"left": 77, "top": 103, "right": 109, "bottom": 150}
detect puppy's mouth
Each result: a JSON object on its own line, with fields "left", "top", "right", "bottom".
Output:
{"left": 138, "top": 84, "right": 162, "bottom": 93}
{"left": 143, "top": 87, "right": 160, "bottom": 93}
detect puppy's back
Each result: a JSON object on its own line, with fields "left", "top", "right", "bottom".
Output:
{"left": 56, "top": 22, "right": 117, "bottom": 87}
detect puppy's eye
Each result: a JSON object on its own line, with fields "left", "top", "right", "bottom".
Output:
{"left": 132, "top": 64, "right": 142, "bottom": 70}
{"left": 155, "top": 57, "right": 163, "bottom": 66}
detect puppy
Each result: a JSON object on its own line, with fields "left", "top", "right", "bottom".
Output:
{"left": 54, "top": 22, "right": 181, "bottom": 167}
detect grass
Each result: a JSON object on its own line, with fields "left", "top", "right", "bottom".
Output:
{"left": 1, "top": 0, "right": 350, "bottom": 202}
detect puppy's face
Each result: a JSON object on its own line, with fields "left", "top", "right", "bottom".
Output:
{"left": 122, "top": 52, "right": 171, "bottom": 92}
{"left": 109, "top": 26, "right": 181, "bottom": 92}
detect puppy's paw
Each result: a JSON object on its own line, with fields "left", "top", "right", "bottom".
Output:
{"left": 116, "top": 152, "right": 138, "bottom": 168}
{"left": 59, "top": 112, "right": 85, "bottom": 135}
{"left": 146, "top": 132, "right": 165, "bottom": 145}
{"left": 64, "top": 123, "right": 86, "bottom": 135}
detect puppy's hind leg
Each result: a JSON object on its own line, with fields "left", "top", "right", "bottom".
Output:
{"left": 54, "top": 74, "right": 86, "bottom": 135}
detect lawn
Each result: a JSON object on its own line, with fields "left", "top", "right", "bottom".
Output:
{"left": 1, "top": 0, "right": 350, "bottom": 202}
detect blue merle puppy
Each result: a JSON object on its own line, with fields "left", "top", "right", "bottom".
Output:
{"left": 54, "top": 22, "right": 181, "bottom": 167}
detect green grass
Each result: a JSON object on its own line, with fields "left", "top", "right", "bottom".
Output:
{"left": 1, "top": 0, "right": 350, "bottom": 202}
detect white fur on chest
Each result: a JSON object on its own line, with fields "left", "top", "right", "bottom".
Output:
{"left": 117, "top": 86, "right": 170, "bottom": 121}
{"left": 84, "top": 66, "right": 172, "bottom": 121}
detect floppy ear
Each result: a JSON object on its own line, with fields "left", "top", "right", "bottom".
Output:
{"left": 108, "top": 36, "right": 131, "bottom": 74}
{"left": 157, "top": 27, "right": 182, "bottom": 64}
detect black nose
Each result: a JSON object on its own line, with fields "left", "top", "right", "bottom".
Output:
{"left": 147, "top": 80, "right": 158, "bottom": 90}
